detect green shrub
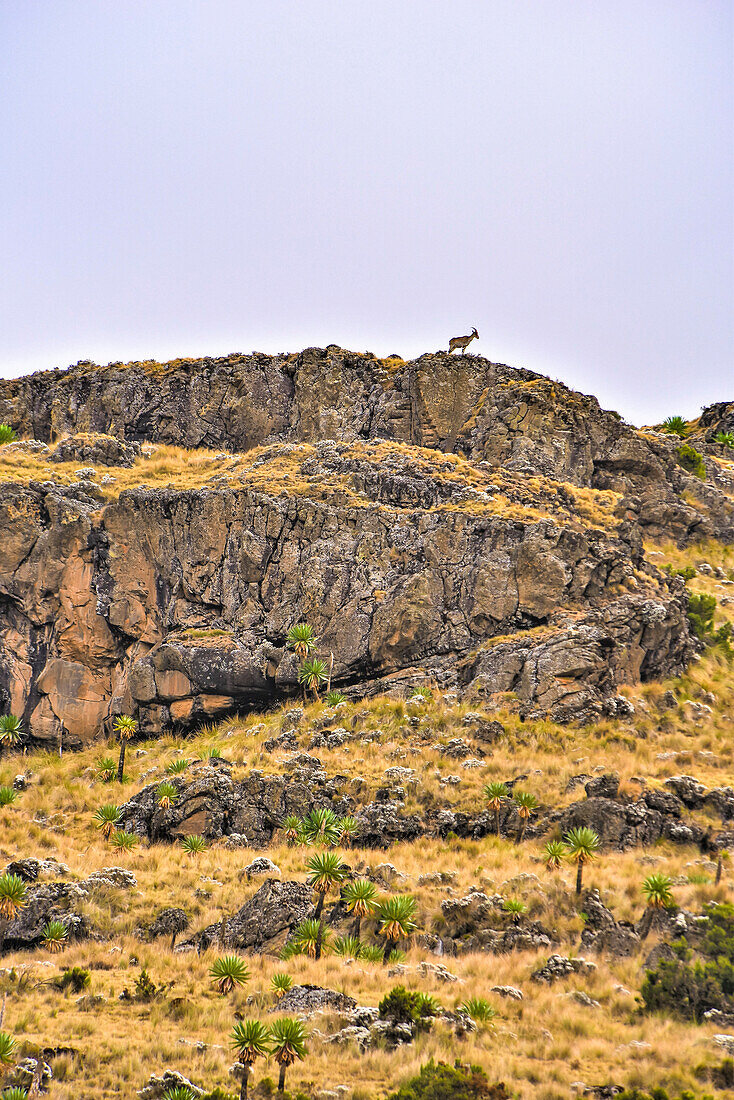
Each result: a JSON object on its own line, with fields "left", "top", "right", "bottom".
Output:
{"left": 665, "top": 564, "right": 697, "bottom": 583}
{"left": 641, "top": 902, "right": 734, "bottom": 1022}
{"left": 0, "top": 425, "right": 17, "bottom": 445}
{"left": 386, "top": 1060, "right": 510, "bottom": 1100}
{"left": 687, "top": 593, "right": 717, "bottom": 639}
{"left": 52, "top": 966, "right": 90, "bottom": 993}
{"left": 714, "top": 430, "right": 734, "bottom": 448}
{"left": 676, "top": 443, "right": 706, "bottom": 479}
{"left": 379, "top": 985, "right": 423, "bottom": 1025}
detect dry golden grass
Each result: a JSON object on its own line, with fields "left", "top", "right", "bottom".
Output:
{"left": 0, "top": 532, "right": 732, "bottom": 1096}
{"left": 0, "top": 436, "right": 632, "bottom": 542}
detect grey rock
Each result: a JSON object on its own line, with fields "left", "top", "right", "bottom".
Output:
{"left": 137, "top": 1070, "right": 203, "bottom": 1098}
{"left": 243, "top": 857, "right": 281, "bottom": 879}
{"left": 268, "top": 984, "right": 356, "bottom": 1016}
{"left": 182, "top": 879, "right": 312, "bottom": 953}
{"left": 491, "top": 985, "right": 524, "bottom": 1000}
{"left": 531, "top": 955, "right": 597, "bottom": 983}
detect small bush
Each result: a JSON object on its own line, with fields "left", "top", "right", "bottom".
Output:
{"left": 687, "top": 593, "right": 717, "bottom": 639}
{"left": 386, "top": 1059, "right": 510, "bottom": 1100}
{"left": 0, "top": 425, "right": 17, "bottom": 445}
{"left": 641, "top": 902, "right": 734, "bottom": 1021}
{"left": 676, "top": 443, "right": 706, "bottom": 479}
{"left": 53, "top": 967, "right": 90, "bottom": 993}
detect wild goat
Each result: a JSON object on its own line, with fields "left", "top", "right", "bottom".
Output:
{"left": 448, "top": 327, "right": 479, "bottom": 354}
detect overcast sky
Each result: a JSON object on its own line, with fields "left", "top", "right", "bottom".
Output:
{"left": 1, "top": 1, "right": 731, "bottom": 425}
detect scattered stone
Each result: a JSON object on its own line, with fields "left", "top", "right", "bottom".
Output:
{"left": 269, "top": 984, "right": 357, "bottom": 1015}
{"left": 137, "top": 1070, "right": 203, "bottom": 1098}
{"left": 243, "top": 857, "right": 281, "bottom": 879}
{"left": 490, "top": 986, "right": 523, "bottom": 1000}
{"left": 713, "top": 1034, "right": 734, "bottom": 1056}
{"left": 416, "top": 961, "right": 459, "bottom": 983}
{"left": 531, "top": 955, "right": 597, "bottom": 983}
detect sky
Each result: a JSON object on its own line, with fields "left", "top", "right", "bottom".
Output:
{"left": 1, "top": 1, "right": 731, "bottom": 425}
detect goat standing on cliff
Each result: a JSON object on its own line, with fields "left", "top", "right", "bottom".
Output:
{"left": 448, "top": 327, "right": 479, "bottom": 354}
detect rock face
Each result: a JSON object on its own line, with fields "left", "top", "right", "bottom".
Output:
{"left": 552, "top": 775, "right": 734, "bottom": 851}
{"left": 182, "top": 879, "right": 313, "bottom": 953}
{"left": 119, "top": 760, "right": 351, "bottom": 844}
{"left": 1, "top": 348, "right": 732, "bottom": 533}
{"left": 0, "top": 437, "right": 696, "bottom": 744}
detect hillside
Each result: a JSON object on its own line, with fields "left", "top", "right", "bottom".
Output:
{"left": 0, "top": 350, "right": 732, "bottom": 1100}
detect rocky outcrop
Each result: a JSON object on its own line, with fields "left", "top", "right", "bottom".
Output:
{"left": 1, "top": 348, "right": 731, "bottom": 539}
{"left": 181, "top": 879, "right": 313, "bottom": 953}
{"left": 119, "top": 760, "right": 351, "bottom": 844}
{"left": 0, "top": 432, "right": 696, "bottom": 744}
{"left": 531, "top": 955, "right": 597, "bottom": 983}
{"left": 269, "top": 984, "right": 357, "bottom": 1015}
{"left": 579, "top": 890, "right": 640, "bottom": 956}
{"left": 552, "top": 774, "right": 734, "bottom": 851}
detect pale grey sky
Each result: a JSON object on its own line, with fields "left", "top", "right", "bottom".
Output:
{"left": 1, "top": 1, "right": 731, "bottom": 424}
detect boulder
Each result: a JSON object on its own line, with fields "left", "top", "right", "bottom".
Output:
{"left": 137, "top": 1070, "right": 203, "bottom": 1099}
{"left": 579, "top": 890, "right": 640, "bottom": 957}
{"left": 531, "top": 955, "right": 597, "bottom": 983}
{"left": 268, "top": 984, "right": 356, "bottom": 1015}
{"left": 182, "top": 880, "right": 312, "bottom": 953}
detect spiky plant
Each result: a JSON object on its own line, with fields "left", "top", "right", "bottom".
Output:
{"left": 209, "top": 954, "right": 250, "bottom": 994}
{"left": 642, "top": 873, "right": 674, "bottom": 909}
{"left": 306, "top": 852, "right": 347, "bottom": 913}
{"left": 165, "top": 758, "right": 189, "bottom": 775}
{"left": 662, "top": 415, "right": 688, "bottom": 437}
{"left": 459, "top": 997, "right": 496, "bottom": 1023}
{"left": 513, "top": 790, "right": 538, "bottom": 843}
{"left": 281, "top": 815, "right": 303, "bottom": 846}
{"left": 1, "top": 1088, "right": 30, "bottom": 1100}
{"left": 198, "top": 746, "right": 223, "bottom": 761}
{"left": 307, "top": 851, "right": 347, "bottom": 959}
{"left": 332, "top": 935, "right": 363, "bottom": 960}
{"left": 325, "top": 690, "right": 346, "bottom": 706}
{"left": 268, "top": 1015, "right": 308, "bottom": 1095}
{"left": 564, "top": 825, "right": 601, "bottom": 894}
{"left": 95, "top": 756, "right": 117, "bottom": 783}
{"left": 161, "top": 1088, "right": 196, "bottom": 1100}
{"left": 544, "top": 838, "right": 566, "bottom": 870}
{"left": 0, "top": 1030, "right": 16, "bottom": 1071}
{"left": 41, "top": 919, "right": 69, "bottom": 953}
{"left": 112, "top": 714, "right": 137, "bottom": 782}
{"left": 94, "top": 804, "right": 121, "bottom": 839}
{"left": 359, "top": 943, "right": 384, "bottom": 963}
{"left": 0, "top": 715, "right": 23, "bottom": 752}
{"left": 714, "top": 430, "right": 734, "bottom": 448}
{"left": 286, "top": 622, "right": 318, "bottom": 661}
{"left": 270, "top": 972, "right": 293, "bottom": 999}
{"left": 0, "top": 788, "right": 17, "bottom": 808}
{"left": 483, "top": 780, "right": 509, "bottom": 837}
{"left": 156, "top": 781, "right": 178, "bottom": 809}
{"left": 231, "top": 1019, "right": 271, "bottom": 1100}
{"left": 0, "top": 425, "right": 17, "bottom": 445}
{"left": 341, "top": 878, "right": 378, "bottom": 939}
{"left": 374, "top": 894, "right": 417, "bottom": 964}
{"left": 503, "top": 898, "right": 527, "bottom": 923}
{"left": 298, "top": 657, "right": 328, "bottom": 700}
{"left": 180, "top": 834, "right": 207, "bottom": 856}
{"left": 414, "top": 992, "right": 442, "bottom": 1017}
{"left": 300, "top": 806, "right": 340, "bottom": 847}
{"left": 290, "top": 919, "right": 329, "bottom": 959}
{"left": 0, "top": 873, "right": 27, "bottom": 920}
{"left": 336, "top": 815, "right": 359, "bottom": 848}
{"left": 110, "top": 829, "right": 139, "bottom": 852}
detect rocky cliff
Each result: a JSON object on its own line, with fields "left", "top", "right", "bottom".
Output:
{"left": 0, "top": 348, "right": 730, "bottom": 746}
{"left": 1, "top": 347, "right": 732, "bottom": 542}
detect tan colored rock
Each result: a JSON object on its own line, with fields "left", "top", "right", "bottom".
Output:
{"left": 35, "top": 658, "right": 109, "bottom": 743}
{"left": 155, "top": 669, "right": 192, "bottom": 700}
